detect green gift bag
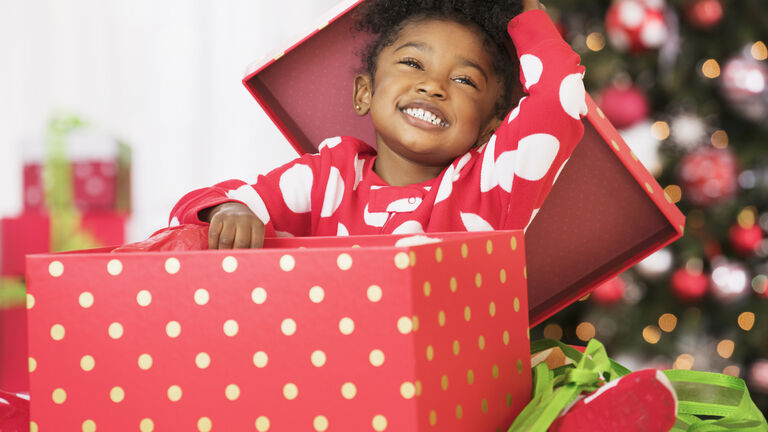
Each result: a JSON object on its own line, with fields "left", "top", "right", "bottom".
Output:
{"left": 508, "top": 339, "right": 767, "bottom": 432}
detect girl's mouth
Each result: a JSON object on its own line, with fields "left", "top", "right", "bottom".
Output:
{"left": 399, "top": 106, "right": 450, "bottom": 128}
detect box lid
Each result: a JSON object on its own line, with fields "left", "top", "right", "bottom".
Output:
{"left": 241, "top": 0, "right": 685, "bottom": 326}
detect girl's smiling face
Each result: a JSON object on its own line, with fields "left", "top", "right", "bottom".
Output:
{"left": 355, "top": 18, "right": 503, "bottom": 177}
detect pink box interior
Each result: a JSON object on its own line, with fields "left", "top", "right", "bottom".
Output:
{"left": 243, "top": 2, "right": 684, "bottom": 326}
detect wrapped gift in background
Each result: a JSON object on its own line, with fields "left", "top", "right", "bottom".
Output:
{"left": 1, "top": 116, "right": 130, "bottom": 395}
{"left": 22, "top": 127, "right": 131, "bottom": 213}
{"left": 26, "top": 231, "right": 531, "bottom": 431}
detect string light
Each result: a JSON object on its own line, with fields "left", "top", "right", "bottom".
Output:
{"left": 751, "top": 41, "right": 768, "bottom": 61}
{"left": 723, "top": 365, "right": 741, "bottom": 377}
{"left": 586, "top": 32, "right": 606, "bottom": 52}
{"left": 737, "top": 207, "right": 757, "bottom": 228}
{"left": 663, "top": 185, "right": 682, "bottom": 204}
{"left": 642, "top": 325, "right": 662, "bottom": 344}
{"left": 752, "top": 275, "right": 767, "bottom": 295}
{"left": 710, "top": 130, "right": 729, "bottom": 148}
{"left": 658, "top": 314, "right": 678, "bottom": 332}
{"left": 701, "top": 59, "right": 721, "bottom": 78}
{"left": 738, "top": 312, "right": 756, "bottom": 331}
{"left": 578, "top": 293, "right": 591, "bottom": 302}
{"left": 576, "top": 322, "right": 596, "bottom": 341}
{"left": 543, "top": 324, "right": 563, "bottom": 340}
{"left": 717, "top": 340, "right": 735, "bottom": 359}
{"left": 674, "top": 354, "right": 695, "bottom": 370}
{"left": 651, "top": 121, "right": 671, "bottom": 140}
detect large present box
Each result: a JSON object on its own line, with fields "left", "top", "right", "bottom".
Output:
{"left": 241, "top": 0, "right": 685, "bottom": 325}
{"left": 26, "top": 231, "right": 530, "bottom": 430}
{"left": 1, "top": 212, "right": 127, "bottom": 277}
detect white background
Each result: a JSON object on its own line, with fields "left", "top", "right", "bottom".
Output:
{"left": 0, "top": 0, "right": 337, "bottom": 241}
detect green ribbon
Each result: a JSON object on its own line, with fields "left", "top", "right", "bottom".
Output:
{"left": 508, "top": 339, "right": 767, "bottom": 432}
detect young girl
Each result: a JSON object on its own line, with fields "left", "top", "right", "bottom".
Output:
{"left": 170, "top": 0, "right": 588, "bottom": 250}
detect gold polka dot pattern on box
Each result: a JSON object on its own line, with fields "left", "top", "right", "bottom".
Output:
{"left": 308, "top": 286, "right": 325, "bottom": 303}
{"left": 26, "top": 231, "right": 530, "bottom": 429}
{"left": 251, "top": 287, "right": 267, "bottom": 304}
{"left": 107, "top": 259, "right": 123, "bottom": 276}
{"left": 80, "top": 355, "right": 95, "bottom": 372}
{"left": 138, "top": 353, "right": 153, "bottom": 370}
{"left": 82, "top": 419, "right": 96, "bottom": 432}
{"left": 110, "top": 386, "right": 125, "bottom": 403}
{"left": 194, "top": 289, "right": 210, "bottom": 305}
{"left": 340, "top": 382, "right": 356, "bottom": 399}
{"left": 223, "top": 319, "right": 239, "bottom": 337}
{"left": 222, "top": 256, "right": 238, "bottom": 273}
{"left": 283, "top": 383, "right": 298, "bottom": 400}
{"left": 225, "top": 384, "right": 240, "bottom": 401}
{"left": 372, "top": 415, "right": 387, "bottom": 431}
{"left": 255, "top": 416, "right": 270, "bottom": 431}
{"left": 197, "top": 417, "right": 212, "bottom": 432}
{"left": 139, "top": 418, "right": 154, "bottom": 432}
{"left": 167, "top": 385, "right": 182, "bottom": 402}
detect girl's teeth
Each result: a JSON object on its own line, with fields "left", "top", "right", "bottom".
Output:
{"left": 403, "top": 108, "right": 444, "bottom": 126}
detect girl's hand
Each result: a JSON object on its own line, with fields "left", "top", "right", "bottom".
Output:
{"left": 523, "top": 0, "right": 546, "bottom": 11}
{"left": 203, "top": 202, "right": 265, "bottom": 249}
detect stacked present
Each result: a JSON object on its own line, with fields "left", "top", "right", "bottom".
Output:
{"left": 1, "top": 116, "right": 130, "bottom": 393}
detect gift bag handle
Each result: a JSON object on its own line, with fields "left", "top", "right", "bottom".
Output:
{"left": 665, "top": 369, "right": 767, "bottom": 432}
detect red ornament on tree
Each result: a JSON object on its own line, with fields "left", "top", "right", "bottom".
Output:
{"left": 605, "top": 0, "right": 668, "bottom": 53}
{"left": 591, "top": 277, "right": 626, "bottom": 305}
{"left": 685, "top": 0, "right": 724, "bottom": 30}
{"left": 671, "top": 267, "right": 708, "bottom": 302}
{"left": 597, "top": 84, "right": 650, "bottom": 129}
{"left": 678, "top": 147, "right": 739, "bottom": 207}
{"left": 729, "top": 223, "right": 764, "bottom": 255}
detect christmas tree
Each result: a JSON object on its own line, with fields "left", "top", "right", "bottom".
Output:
{"left": 530, "top": 0, "right": 768, "bottom": 411}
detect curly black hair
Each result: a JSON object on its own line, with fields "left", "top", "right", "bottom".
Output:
{"left": 354, "top": 0, "right": 523, "bottom": 119}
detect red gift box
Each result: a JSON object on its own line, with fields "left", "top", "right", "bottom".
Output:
{"left": 241, "top": 0, "right": 685, "bottom": 325}
{"left": 22, "top": 131, "right": 131, "bottom": 213}
{"left": 26, "top": 231, "right": 530, "bottom": 431}
{"left": 1, "top": 212, "right": 127, "bottom": 277}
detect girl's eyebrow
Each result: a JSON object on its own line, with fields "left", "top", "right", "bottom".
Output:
{"left": 393, "top": 41, "right": 489, "bottom": 83}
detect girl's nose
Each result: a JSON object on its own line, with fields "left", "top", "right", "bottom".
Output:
{"left": 416, "top": 79, "right": 446, "bottom": 99}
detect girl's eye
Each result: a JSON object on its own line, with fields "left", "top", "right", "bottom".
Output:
{"left": 453, "top": 76, "right": 478, "bottom": 88}
{"left": 398, "top": 57, "right": 423, "bottom": 69}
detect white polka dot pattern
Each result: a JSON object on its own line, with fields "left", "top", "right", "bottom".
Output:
{"left": 336, "top": 223, "right": 349, "bottom": 236}
{"left": 363, "top": 204, "right": 388, "bottom": 227}
{"left": 507, "top": 97, "right": 527, "bottom": 124}
{"left": 480, "top": 135, "right": 498, "bottom": 193}
{"left": 320, "top": 167, "right": 345, "bottom": 217}
{"left": 434, "top": 164, "right": 455, "bottom": 205}
{"left": 559, "top": 73, "right": 588, "bottom": 120}
{"left": 318, "top": 136, "right": 342, "bottom": 151}
{"left": 226, "top": 185, "right": 271, "bottom": 224}
{"left": 520, "top": 54, "right": 543, "bottom": 89}
{"left": 392, "top": 220, "right": 424, "bottom": 235}
{"left": 460, "top": 212, "right": 494, "bottom": 231}
{"left": 495, "top": 150, "right": 518, "bottom": 193}
{"left": 279, "top": 164, "right": 313, "bottom": 214}
{"left": 515, "top": 134, "right": 560, "bottom": 181}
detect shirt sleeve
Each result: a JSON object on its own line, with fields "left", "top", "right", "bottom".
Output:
{"left": 481, "top": 9, "right": 587, "bottom": 230}
{"left": 169, "top": 152, "right": 321, "bottom": 238}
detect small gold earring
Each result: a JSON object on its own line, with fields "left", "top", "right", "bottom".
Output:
{"left": 355, "top": 105, "right": 361, "bottom": 110}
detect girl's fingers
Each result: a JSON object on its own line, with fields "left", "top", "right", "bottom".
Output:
{"left": 208, "top": 219, "right": 223, "bottom": 250}
{"left": 250, "top": 223, "right": 265, "bottom": 249}
{"left": 233, "top": 224, "right": 252, "bottom": 249}
{"left": 218, "top": 223, "right": 237, "bottom": 249}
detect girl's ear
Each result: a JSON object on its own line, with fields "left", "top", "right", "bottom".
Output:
{"left": 353, "top": 74, "right": 372, "bottom": 116}
{"left": 476, "top": 116, "right": 503, "bottom": 147}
